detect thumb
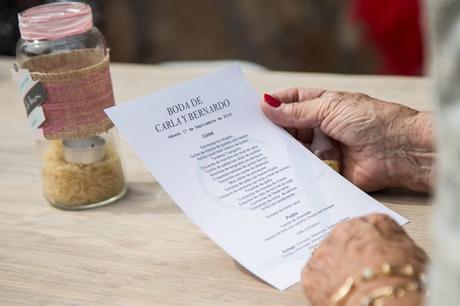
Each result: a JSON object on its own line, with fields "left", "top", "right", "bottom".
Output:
{"left": 261, "top": 93, "right": 331, "bottom": 129}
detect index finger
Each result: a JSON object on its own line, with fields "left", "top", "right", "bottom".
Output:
{"left": 271, "top": 88, "right": 326, "bottom": 104}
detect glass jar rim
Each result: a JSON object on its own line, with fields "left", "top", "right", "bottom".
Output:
{"left": 18, "top": 2, "right": 93, "bottom": 41}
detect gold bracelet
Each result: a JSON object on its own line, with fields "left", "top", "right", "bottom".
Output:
{"left": 360, "top": 280, "right": 424, "bottom": 306}
{"left": 331, "top": 263, "right": 425, "bottom": 305}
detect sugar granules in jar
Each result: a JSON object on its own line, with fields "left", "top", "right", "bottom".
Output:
{"left": 42, "top": 139, "right": 125, "bottom": 208}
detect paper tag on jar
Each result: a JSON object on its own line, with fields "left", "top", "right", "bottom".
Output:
{"left": 28, "top": 106, "right": 46, "bottom": 130}
{"left": 12, "top": 63, "right": 34, "bottom": 97}
{"left": 23, "top": 81, "right": 48, "bottom": 115}
{"left": 11, "top": 63, "right": 48, "bottom": 134}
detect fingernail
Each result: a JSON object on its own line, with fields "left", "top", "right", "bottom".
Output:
{"left": 264, "top": 93, "right": 281, "bottom": 108}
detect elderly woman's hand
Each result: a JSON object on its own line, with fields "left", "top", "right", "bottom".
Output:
{"left": 261, "top": 88, "right": 434, "bottom": 192}
{"left": 302, "top": 214, "right": 428, "bottom": 306}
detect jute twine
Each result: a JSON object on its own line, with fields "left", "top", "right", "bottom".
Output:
{"left": 23, "top": 48, "right": 115, "bottom": 139}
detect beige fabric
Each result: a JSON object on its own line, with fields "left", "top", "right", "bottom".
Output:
{"left": 427, "top": 1, "right": 460, "bottom": 305}
{"left": 23, "top": 48, "right": 105, "bottom": 74}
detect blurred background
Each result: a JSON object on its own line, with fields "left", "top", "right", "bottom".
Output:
{"left": 1, "top": 0, "right": 424, "bottom": 75}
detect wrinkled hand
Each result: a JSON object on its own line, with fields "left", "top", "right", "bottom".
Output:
{"left": 302, "top": 214, "right": 428, "bottom": 306}
{"left": 261, "top": 88, "right": 434, "bottom": 192}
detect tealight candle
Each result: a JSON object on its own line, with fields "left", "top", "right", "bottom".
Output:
{"left": 63, "top": 136, "right": 106, "bottom": 164}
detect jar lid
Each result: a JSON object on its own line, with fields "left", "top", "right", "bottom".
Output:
{"left": 18, "top": 2, "right": 93, "bottom": 41}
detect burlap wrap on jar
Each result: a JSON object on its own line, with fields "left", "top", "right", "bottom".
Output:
{"left": 23, "top": 48, "right": 115, "bottom": 139}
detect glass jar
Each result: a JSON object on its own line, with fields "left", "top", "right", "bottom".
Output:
{"left": 16, "top": 2, "right": 127, "bottom": 209}
{"left": 310, "top": 128, "right": 341, "bottom": 172}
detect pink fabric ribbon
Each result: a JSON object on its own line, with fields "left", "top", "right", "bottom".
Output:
{"left": 18, "top": 2, "right": 93, "bottom": 41}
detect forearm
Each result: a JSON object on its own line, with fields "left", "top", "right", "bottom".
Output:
{"left": 385, "top": 110, "right": 435, "bottom": 192}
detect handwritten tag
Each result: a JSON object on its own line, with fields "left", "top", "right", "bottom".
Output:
{"left": 23, "top": 81, "right": 48, "bottom": 115}
{"left": 11, "top": 63, "right": 48, "bottom": 135}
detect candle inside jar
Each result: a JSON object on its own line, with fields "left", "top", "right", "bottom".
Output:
{"left": 63, "top": 136, "right": 106, "bottom": 164}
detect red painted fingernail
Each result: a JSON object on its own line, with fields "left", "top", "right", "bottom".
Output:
{"left": 264, "top": 93, "right": 281, "bottom": 108}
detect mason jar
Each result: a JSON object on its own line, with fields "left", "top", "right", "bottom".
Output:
{"left": 15, "top": 2, "right": 127, "bottom": 209}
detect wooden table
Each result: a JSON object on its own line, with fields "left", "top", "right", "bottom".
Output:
{"left": 0, "top": 57, "right": 434, "bottom": 305}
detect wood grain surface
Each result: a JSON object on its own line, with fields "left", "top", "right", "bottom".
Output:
{"left": 0, "top": 58, "right": 434, "bottom": 305}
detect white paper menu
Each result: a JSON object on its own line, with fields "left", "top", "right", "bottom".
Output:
{"left": 105, "top": 65, "right": 407, "bottom": 290}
